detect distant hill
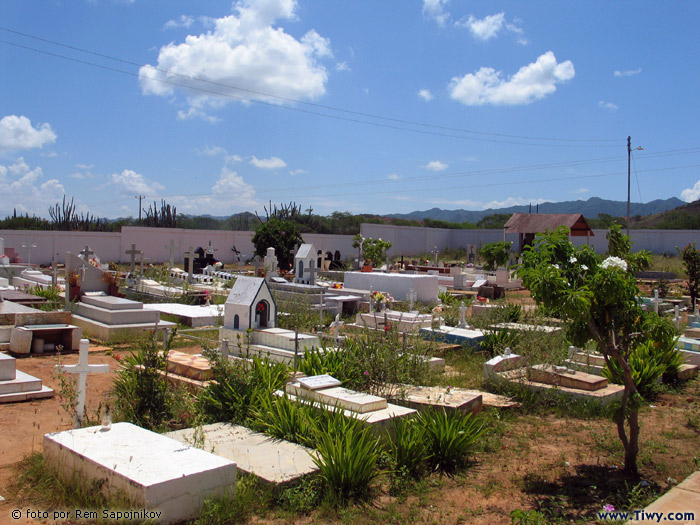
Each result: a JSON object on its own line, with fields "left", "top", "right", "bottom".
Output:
{"left": 386, "top": 197, "right": 685, "bottom": 224}
{"left": 632, "top": 199, "right": 700, "bottom": 229}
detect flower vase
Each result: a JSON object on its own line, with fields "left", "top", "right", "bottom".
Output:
{"left": 69, "top": 285, "right": 81, "bottom": 301}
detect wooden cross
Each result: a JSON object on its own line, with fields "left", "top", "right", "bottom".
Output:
{"left": 54, "top": 339, "right": 110, "bottom": 428}
{"left": 125, "top": 243, "right": 141, "bottom": 275}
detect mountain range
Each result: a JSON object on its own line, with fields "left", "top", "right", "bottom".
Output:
{"left": 386, "top": 197, "right": 685, "bottom": 224}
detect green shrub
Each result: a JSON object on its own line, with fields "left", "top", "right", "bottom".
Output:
{"left": 251, "top": 394, "right": 315, "bottom": 448}
{"left": 479, "top": 330, "right": 517, "bottom": 356}
{"left": 417, "top": 408, "right": 485, "bottom": 474}
{"left": 311, "top": 421, "right": 382, "bottom": 501}
{"left": 384, "top": 416, "right": 428, "bottom": 478}
{"left": 602, "top": 339, "right": 682, "bottom": 395}
{"left": 479, "top": 241, "right": 512, "bottom": 271}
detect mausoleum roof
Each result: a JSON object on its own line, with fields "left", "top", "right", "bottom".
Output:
{"left": 225, "top": 276, "right": 267, "bottom": 306}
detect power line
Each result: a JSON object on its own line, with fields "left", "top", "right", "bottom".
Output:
{"left": 0, "top": 27, "right": 621, "bottom": 147}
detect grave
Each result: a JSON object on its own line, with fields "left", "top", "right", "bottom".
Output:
{"left": 564, "top": 347, "right": 607, "bottom": 375}
{"left": 283, "top": 374, "right": 416, "bottom": 431}
{"left": 490, "top": 322, "right": 562, "bottom": 334}
{"left": 70, "top": 294, "right": 176, "bottom": 342}
{"left": 143, "top": 303, "right": 224, "bottom": 327}
{"left": 166, "top": 423, "right": 318, "bottom": 485}
{"left": 354, "top": 309, "right": 433, "bottom": 333}
{"left": 344, "top": 271, "right": 439, "bottom": 303}
{"left": 44, "top": 422, "right": 237, "bottom": 524}
{"left": 487, "top": 350, "right": 625, "bottom": 405}
{"left": 263, "top": 247, "right": 279, "bottom": 280}
{"left": 420, "top": 325, "right": 485, "bottom": 347}
{"left": 9, "top": 323, "right": 82, "bottom": 355}
{"left": 1, "top": 300, "right": 73, "bottom": 353}
{"left": 675, "top": 336, "right": 700, "bottom": 366}
{"left": 12, "top": 268, "right": 59, "bottom": 290}
{"left": 65, "top": 251, "right": 110, "bottom": 295}
{"left": 55, "top": 339, "right": 110, "bottom": 426}
{"left": 0, "top": 352, "right": 54, "bottom": 403}
{"left": 390, "top": 384, "right": 482, "bottom": 414}
{"left": 185, "top": 245, "right": 221, "bottom": 275}
{"left": 627, "top": 471, "right": 700, "bottom": 525}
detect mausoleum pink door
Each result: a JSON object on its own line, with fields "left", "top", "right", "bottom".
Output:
{"left": 255, "top": 300, "right": 269, "bottom": 328}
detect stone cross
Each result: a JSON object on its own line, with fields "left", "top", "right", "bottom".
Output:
{"left": 307, "top": 264, "right": 318, "bottom": 285}
{"left": 220, "top": 338, "right": 229, "bottom": 360}
{"left": 183, "top": 246, "right": 194, "bottom": 282}
{"left": 674, "top": 305, "right": 681, "bottom": 331}
{"left": 406, "top": 288, "right": 417, "bottom": 312}
{"left": 51, "top": 260, "right": 58, "bottom": 288}
{"left": 264, "top": 247, "right": 279, "bottom": 279}
{"left": 329, "top": 313, "right": 344, "bottom": 341}
{"left": 206, "top": 241, "right": 217, "bottom": 256}
{"left": 80, "top": 245, "right": 94, "bottom": 261}
{"left": 79, "top": 262, "right": 89, "bottom": 282}
{"left": 165, "top": 240, "right": 179, "bottom": 269}
{"left": 21, "top": 241, "right": 37, "bottom": 265}
{"left": 55, "top": 339, "right": 110, "bottom": 428}
{"left": 431, "top": 246, "right": 440, "bottom": 267}
{"left": 458, "top": 301, "right": 468, "bottom": 329}
{"left": 650, "top": 289, "right": 663, "bottom": 315}
{"left": 125, "top": 244, "right": 141, "bottom": 275}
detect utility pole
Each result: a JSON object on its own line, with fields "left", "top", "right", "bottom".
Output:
{"left": 135, "top": 195, "right": 145, "bottom": 223}
{"left": 627, "top": 136, "right": 631, "bottom": 236}
{"left": 626, "top": 136, "right": 643, "bottom": 236}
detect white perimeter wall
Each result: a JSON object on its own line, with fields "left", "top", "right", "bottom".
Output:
{"left": 0, "top": 226, "right": 356, "bottom": 266}
{"left": 360, "top": 223, "right": 700, "bottom": 256}
{"left": 1, "top": 224, "right": 698, "bottom": 266}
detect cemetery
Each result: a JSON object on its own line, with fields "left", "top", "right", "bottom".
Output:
{"left": 0, "top": 227, "right": 699, "bottom": 524}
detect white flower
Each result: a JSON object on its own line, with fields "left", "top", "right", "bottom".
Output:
{"left": 601, "top": 256, "right": 628, "bottom": 271}
{"left": 581, "top": 264, "right": 588, "bottom": 271}
{"left": 553, "top": 264, "right": 560, "bottom": 269}
{"left": 569, "top": 256, "right": 577, "bottom": 263}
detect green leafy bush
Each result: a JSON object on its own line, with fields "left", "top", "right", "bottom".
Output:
{"left": 311, "top": 420, "right": 382, "bottom": 501}
{"left": 479, "top": 330, "right": 517, "bottom": 356}
{"left": 416, "top": 408, "right": 485, "bottom": 474}
{"left": 479, "top": 241, "right": 512, "bottom": 271}
{"left": 384, "top": 417, "right": 428, "bottom": 478}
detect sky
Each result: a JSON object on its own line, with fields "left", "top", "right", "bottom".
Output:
{"left": 1, "top": 0, "right": 699, "bottom": 220}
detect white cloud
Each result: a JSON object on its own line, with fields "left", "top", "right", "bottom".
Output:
{"left": 110, "top": 169, "right": 165, "bottom": 196}
{"left": 387, "top": 173, "right": 401, "bottom": 181}
{"left": 0, "top": 115, "right": 57, "bottom": 152}
{"left": 461, "top": 12, "right": 505, "bottom": 41}
{"left": 483, "top": 196, "right": 550, "bottom": 209}
{"left": 289, "top": 168, "right": 307, "bottom": 175}
{"left": 423, "top": 160, "right": 448, "bottom": 171}
{"left": 250, "top": 156, "right": 287, "bottom": 169}
{"left": 614, "top": 68, "right": 641, "bottom": 78}
{"left": 335, "top": 61, "right": 351, "bottom": 72}
{"left": 0, "top": 158, "right": 65, "bottom": 216}
{"left": 422, "top": 0, "right": 450, "bottom": 27}
{"left": 164, "top": 15, "right": 194, "bottom": 30}
{"left": 456, "top": 12, "right": 526, "bottom": 44}
{"left": 598, "top": 100, "right": 618, "bottom": 112}
{"left": 418, "top": 88, "right": 434, "bottom": 101}
{"left": 139, "top": 0, "right": 330, "bottom": 119}
{"left": 681, "top": 181, "right": 700, "bottom": 202}
{"left": 448, "top": 51, "right": 575, "bottom": 106}
{"left": 199, "top": 145, "right": 228, "bottom": 156}
{"left": 570, "top": 188, "right": 589, "bottom": 195}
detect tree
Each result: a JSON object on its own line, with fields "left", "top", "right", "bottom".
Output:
{"left": 251, "top": 218, "right": 303, "bottom": 270}
{"left": 352, "top": 234, "right": 392, "bottom": 266}
{"left": 479, "top": 241, "right": 512, "bottom": 271}
{"left": 517, "top": 226, "right": 652, "bottom": 477}
{"left": 681, "top": 242, "right": 700, "bottom": 312}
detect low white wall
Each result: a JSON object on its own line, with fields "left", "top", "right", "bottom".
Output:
{"left": 0, "top": 227, "right": 356, "bottom": 266}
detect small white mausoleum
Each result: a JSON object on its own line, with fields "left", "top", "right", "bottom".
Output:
{"left": 224, "top": 276, "right": 277, "bottom": 330}
{"left": 294, "top": 243, "right": 316, "bottom": 284}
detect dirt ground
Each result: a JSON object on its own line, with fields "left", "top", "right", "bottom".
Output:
{"left": 1, "top": 343, "right": 699, "bottom": 524}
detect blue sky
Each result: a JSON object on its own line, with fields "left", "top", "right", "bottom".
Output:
{"left": 1, "top": 0, "right": 699, "bottom": 220}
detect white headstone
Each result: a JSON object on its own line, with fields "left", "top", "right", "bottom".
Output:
{"left": 458, "top": 301, "right": 468, "bottom": 329}
{"left": 55, "top": 339, "right": 110, "bottom": 427}
{"left": 297, "top": 374, "right": 342, "bottom": 391}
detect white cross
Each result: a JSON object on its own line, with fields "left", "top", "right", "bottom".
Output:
{"left": 329, "top": 313, "right": 344, "bottom": 340}
{"left": 55, "top": 339, "right": 110, "bottom": 428}
{"left": 650, "top": 289, "right": 663, "bottom": 315}
{"left": 431, "top": 246, "right": 440, "bottom": 267}
{"left": 165, "top": 239, "right": 180, "bottom": 269}
{"left": 80, "top": 245, "right": 94, "bottom": 261}
{"left": 21, "top": 241, "right": 37, "bottom": 265}
{"left": 125, "top": 244, "right": 142, "bottom": 275}
{"left": 406, "top": 288, "right": 417, "bottom": 311}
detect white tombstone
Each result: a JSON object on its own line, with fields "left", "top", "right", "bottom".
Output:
{"left": 263, "top": 247, "right": 279, "bottom": 280}
{"left": 458, "top": 301, "right": 468, "bottom": 329}
{"left": 54, "top": 339, "right": 110, "bottom": 427}
{"left": 483, "top": 347, "right": 527, "bottom": 379}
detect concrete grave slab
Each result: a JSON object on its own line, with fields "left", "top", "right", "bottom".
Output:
{"left": 166, "top": 423, "right": 318, "bottom": 485}
{"left": 44, "top": 422, "right": 237, "bottom": 524}
{"left": 288, "top": 383, "right": 388, "bottom": 413}
{"left": 392, "top": 384, "right": 482, "bottom": 414}
{"left": 528, "top": 364, "right": 608, "bottom": 391}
